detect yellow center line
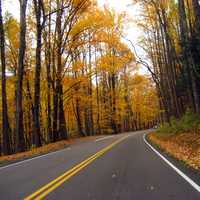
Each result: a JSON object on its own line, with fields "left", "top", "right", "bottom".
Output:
{"left": 24, "top": 135, "right": 129, "bottom": 200}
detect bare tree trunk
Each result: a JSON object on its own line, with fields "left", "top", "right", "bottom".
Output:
{"left": 44, "top": 3, "right": 52, "bottom": 142}
{"left": 95, "top": 66, "right": 101, "bottom": 134}
{"left": 74, "top": 98, "right": 85, "bottom": 137}
{"left": 52, "top": 89, "right": 58, "bottom": 141}
{"left": 161, "top": 8, "right": 181, "bottom": 117}
{"left": 25, "top": 75, "right": 34, "bottom": 145}
{"left": 56, "top": 0, "right": 67, "bottom": 140}
{"left": 58, "top": 85, "right": 68, "bottom": 139}
{"left": 33, "top": 0, "right": 43, "bottom": 147}
{"left": 192, "top": 0, "right": 200, "bottom": 31}
{"left": 15, "top": 0, "right": 27, "bottom": 152}
{"left": 0, "top": 0, "right": 11, "bottom": 155}
{"left": 52, "top": 46, "right": 58, "bottom": 142}
{"left": 88, "top": 38, "right": 94, "bottom": 135}
{"left": 110, "top": 73, "right": 117, "bottom": 134}
{"left": 178, "top": 0, "right": 200, "bottom": 113}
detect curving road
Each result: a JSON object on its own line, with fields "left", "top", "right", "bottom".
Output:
{"left": 0, "top": 130, "right": 199, "bottom": 200}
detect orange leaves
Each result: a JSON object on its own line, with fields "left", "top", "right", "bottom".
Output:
{"left": 97, "top": 53, "right": 132, "bottom": 73}
{"left": 71, "top": 0, "right": 92, "bottom": 14}
{"left": 4, "top": 15, "right": 19, "bottom": 47}
{"left": 0, "top": 135, "right": 100, "bottom": 165}
{"left": 130, "top": 74, "right": 159, "bottom": 123}
{"left": 72, "top": 60, "right": 85, "bottom": 71}
{"left": 70, "top": 7, "right": 114, "bottom": 38}
{"left": 149, "top": 133, "right": 200, "bottom": 170}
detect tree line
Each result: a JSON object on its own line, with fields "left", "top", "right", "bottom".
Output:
{"left": 0, "top": 0, "right": 159, "bottom": 156}
{"left": 135, "top": 0, "right": 200, "bottom": 122}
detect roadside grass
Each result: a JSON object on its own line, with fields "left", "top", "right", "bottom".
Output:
{"left": 149, "top": 111, "right": 200, "bottom": 170}
{"left": 157, "top": 111, "right": 200, "bottom": 136}
{"left": 0, "top": 135, "right": 100, "bottom": 166}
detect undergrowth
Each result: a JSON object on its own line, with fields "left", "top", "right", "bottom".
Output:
{"left": 157, "top": 111, "right": 200, "bottom": 136}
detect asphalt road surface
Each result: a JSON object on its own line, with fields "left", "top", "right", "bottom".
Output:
{"left": 0, "top": 130, "right": 199, "bottom": 200}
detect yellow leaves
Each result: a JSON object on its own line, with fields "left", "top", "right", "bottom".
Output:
{"left": 4, "top": 13, "right": 20, "bottom": 68}
{"left": 72, "top": 0, "right": 84, "bottom": 7}
{"left": 132, "top": 73, "right": 146, "bottom": 85}
{"left": 130, "top": 74, "right": 159, "bottom": 123}
{"left": 72, "top": 61, "right": 85, "bottom": 71}
{"left": 149, "top": 132, "right": 200, "bottom": 170}
{"left": 69, "top": 4, "right": 128, "bottom": 52}
{"left": 95, "top": 37, "right": 134, "bottom": 73}
{"left": 71, "top": 0, "right": 92, "bottom": 13}
{"left": 97, "top": 54, "right": 126, "bottom": 73}
{"left": 70, "top": 7, "right": 114, "bottom": 38}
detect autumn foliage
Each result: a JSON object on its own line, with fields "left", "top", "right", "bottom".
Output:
{"left": 0, "top": 0, "right": 159, "bottom": 156}
{"left": 149, "top": 132, "right": 200, "bottom": 170}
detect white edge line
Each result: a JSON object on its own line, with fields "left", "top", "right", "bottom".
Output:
{"left": 143, "top": 133, "right": 200, "bottom": 193}
{"left": 0, "top": 147, "right": 68, "bottom": 171}
{"left": 95, "top": 135, "right": 114, "bottom": 142}
{"left": 0, "top": 135, "right": 118, "bottom": 171}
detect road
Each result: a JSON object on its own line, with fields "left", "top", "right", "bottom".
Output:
{"left": 0, "top": 130, "right": 199, "bottom": 200}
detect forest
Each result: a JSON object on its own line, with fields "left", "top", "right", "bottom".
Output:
{"left": 1, "top": 0, "right": 200, "bottom": 157}
{"left": 135, "top": 0, "right": 200, "bottom": 169}
{"left": 136, "top": 0, "right": 200, "bottom": 120}
{"left": 0, "top": 0, "right": 159, "bottom": 156}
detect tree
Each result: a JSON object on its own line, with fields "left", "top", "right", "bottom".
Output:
{"left": 134, "top": 0, "right": 200, "bottom": 122}
{"left": 0, "top": 0, "right": 159, "bottom": 155}
{"left": 15, "top": 0, "right": 28, "bottom": 152}
{"left": 0, "top": 0, "right": 11, "bottom": 155}
{"left": 32, "top": 0, "right": 45, "bottom": 147}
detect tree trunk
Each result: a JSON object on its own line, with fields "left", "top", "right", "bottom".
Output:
{"left": 0, "top": 0, "right": 11, "bottom": 155}
{"left": 56, "top": 0, "right": 67, "bottom": 140}
{"left": 74, "top": 98, "right": 85, "bottom": 137}
{"left": 44, "top": 6, "right": 52, "bottom": 142}
{"left": 87, "top": 38, "right": 94, "bottom": 135}
{"left": 192, "top": 0, "right": 200, "bottom": 32}
{"left": 110, "top": 73, "right": 118, "bottom": 134}
{"left": 178, "top": 0, "right": 200, "bottom": 113}
{"left": 33, "top": 0, "right": 43, "bottom": 147}
{"left": 58, "top": 84, "right": 68, "bottom": 139}
{"left": 15, "top": 0, "right": 27, "bottom": 152}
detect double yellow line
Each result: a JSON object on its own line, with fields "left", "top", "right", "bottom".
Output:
{"left": 24, "top": 135, "right": 129, "bottom": 200}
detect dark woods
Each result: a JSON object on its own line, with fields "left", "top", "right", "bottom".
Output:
{"left": 137, "top": 0, "right": 200, "bottom": 122}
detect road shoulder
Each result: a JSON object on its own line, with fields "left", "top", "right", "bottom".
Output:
{"left": 0, "top": 135, "right": 108, "bottom": 168}
{"left": 144, "top": 133, "right": 200, "bottom": 192}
